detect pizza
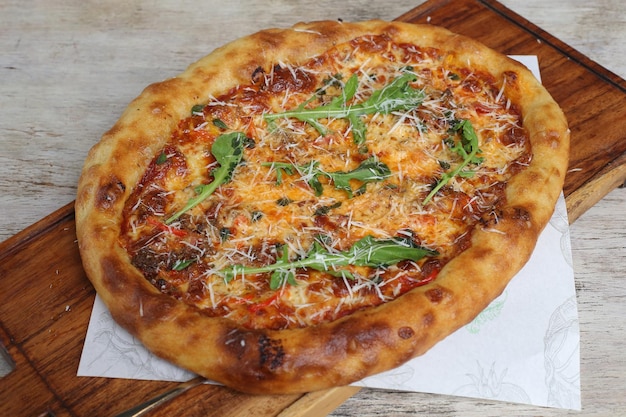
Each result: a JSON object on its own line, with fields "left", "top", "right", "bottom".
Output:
{"left": 75, "top": 20, "right": 569, "bottom": 394}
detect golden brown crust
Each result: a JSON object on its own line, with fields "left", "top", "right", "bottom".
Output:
{"left": 76, "top": 20, "right": 569, "bottom": 394}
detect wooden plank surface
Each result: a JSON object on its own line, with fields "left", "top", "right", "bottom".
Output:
{"left": 1, "top": 1, "right": 624, "bottom": 416}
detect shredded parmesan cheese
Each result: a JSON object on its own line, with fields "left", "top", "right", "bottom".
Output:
{"left": 120, "top": 35, "right": 530, "bottom": 330}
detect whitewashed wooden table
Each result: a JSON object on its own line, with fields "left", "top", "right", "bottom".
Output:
{"left": 1, "top": 1, "right": 624, "bottom": 416}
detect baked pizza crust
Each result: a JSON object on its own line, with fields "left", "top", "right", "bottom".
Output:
{"left": 75, "top": 20, "right": 569, "bottom": 394}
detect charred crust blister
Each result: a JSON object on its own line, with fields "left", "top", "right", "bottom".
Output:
{"left": 422, "top": 312, "right": 435, "bottom": 327}
{"left": 397, "top": 326, "right": 415, "bottom": 340}
{"left": 251, "top": 66, "right": 265, "bottom": 84}
{"left": 425, "top": 287, "right": 446, "bottom": 304}
{"left": 258, "top": 335, "right": 285, "bottom": 371}
{"left": 512, "top": 206, "right": 531, "bottom": 222}
{"left": 96, "top": 177, "right": 126, "bottom": 210}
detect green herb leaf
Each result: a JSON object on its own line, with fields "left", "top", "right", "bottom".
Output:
{"left": 264, "top": 156, "right": 390, "bottom": 198}
{"left": 191, "top": 104, "right": 204, "bottom": 116}
{"left": 165, "top": 132, "right": 246, "bottom": 224}
{"left": 219, "top": 227, "right": 232, "bottom": 242}
{"left": 155, "top": 151, "right": 168, "bottom": 165}
{"left": 325, "top": 157, "right": 391, "bottom": 197}
{"left": 267, "top": 163, "right": 296, "bottom": 185}
{"left": 172, "top": 258, "right": 195, "bottom": 271}
{"left": 438, "top": 160, "right": 451, "bottom": 170}
{"left": 422, "top": 119, "right": 483, "bottom": 205}
{"left": 313, "top": 201, "right": 342, "bottom": 216}
{"left": 447, "top": 119, "right": 484, "bottom": 165}
{"left": 222, "top": 235, "right": 437, "bottom": 287}
{"left": 317, "top": 73, "right": 344, "bottom": 94}
{"left": 251, "top": 211, "right": 264, "bottom": 222}
{"left": 212, "top": 118, "right": 228, "bottom": 129}
{"left": 268, "top": 246, "right": 299, "bottom": 290}
{"left": 264, "top": 72, "right": 424, "bottom": 146}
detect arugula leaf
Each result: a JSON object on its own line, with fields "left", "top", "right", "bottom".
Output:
{"left": 264, "top": 156, "right": 391, "bottom": 198}
{"left": 264, "top": 72, "right": 424, "bottom": 146}
{"left": 268, "top": 245, "right": 299, "bottom": 290}
{"left": 222, "top": 235, "right": 437, "bottom": 288}
{"left": 327, "top": 157, "right": 392, "bottom": 197}
{"left": 165, "top": 132, "right": 246, "bottom": 224}
{"left": 422, "top": 119, "right": 483, "bottom": 205}
{"left": 447, "top": 119, "right": 484, "bottom": 165}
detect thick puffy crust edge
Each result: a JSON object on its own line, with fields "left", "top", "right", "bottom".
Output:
{"left": 75, "top": 20, "right": 569, "bottom": 394}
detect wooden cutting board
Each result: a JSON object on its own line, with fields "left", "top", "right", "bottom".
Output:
{"left": 1, "top": 0, "right": 625, "bottom": 416}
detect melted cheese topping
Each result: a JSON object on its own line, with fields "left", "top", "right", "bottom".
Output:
{"left": 121, "top": 35, "right": 529, "bottom": 330}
